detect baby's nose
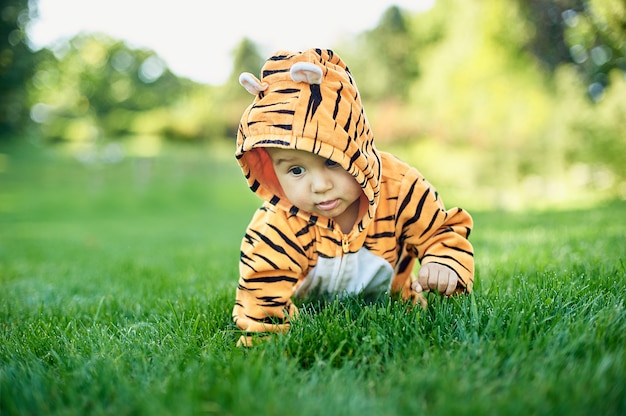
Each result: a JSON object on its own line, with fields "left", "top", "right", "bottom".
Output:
{"left": 310, "top": 172, "right": 333, "bottom": 193}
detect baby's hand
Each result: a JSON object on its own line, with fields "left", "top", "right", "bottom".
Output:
{"left": 412, "top": 263, "right": 458, "bottom": 296}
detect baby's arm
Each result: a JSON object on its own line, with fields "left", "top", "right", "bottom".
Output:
{"left": 394, "top": 166, "right": 474, "bottom": 294}
{"left": 412, "top": 263, "right": 459, "bottom": 296}
{"left": 233, "top": 206, "right": 307, "bottom": 342}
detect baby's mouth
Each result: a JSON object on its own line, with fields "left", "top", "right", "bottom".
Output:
{"left": 316, "top": 199, "right": 340, "bottom": 211}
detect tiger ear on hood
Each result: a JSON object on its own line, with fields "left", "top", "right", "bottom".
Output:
{"left": 239, "top": 72, "right": 268, "bottom": 95}
{"left": 290, "top": 62, "right": 323, "bottom": 84}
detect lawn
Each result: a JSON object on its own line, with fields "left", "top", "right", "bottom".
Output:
{"left": 1, "top": 141, "right": 624, "bottom": 415}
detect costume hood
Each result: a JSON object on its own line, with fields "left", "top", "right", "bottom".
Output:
{"left": 235, "top": 48, "right": 381, "bottom": 233}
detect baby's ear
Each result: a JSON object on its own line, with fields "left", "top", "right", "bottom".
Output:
{"left": 239, "top": 72, "right": 269, "bottom": 95}
{"left": 290, "top": 62, "right": 323, "bottom": 84}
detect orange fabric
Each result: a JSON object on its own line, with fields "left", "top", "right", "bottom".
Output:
{"left": 232, "top": 49, "right": 474, "bottom": 337}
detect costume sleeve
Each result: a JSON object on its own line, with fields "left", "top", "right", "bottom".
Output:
{"left": 232, "top": 204, "right": 308, "bottom": 337}
{"left": 396, "top": 169, "right": 474, "bottom": 293}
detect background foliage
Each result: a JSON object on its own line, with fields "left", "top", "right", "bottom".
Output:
{"left": 1, "top": 0, "right": 625, "bottom": 211}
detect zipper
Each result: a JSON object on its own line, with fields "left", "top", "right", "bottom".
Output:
{"left": 341, "top": 235, "right": 350, "bottom": 254}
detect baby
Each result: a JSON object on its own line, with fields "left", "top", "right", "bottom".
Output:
{"left": 232, "top": 48, "right": 474, "bottom": 345}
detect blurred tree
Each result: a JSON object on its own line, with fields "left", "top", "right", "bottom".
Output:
{"left": 228, "top": 37, "right": 265, "bottom": 87}
{"left": 366, "top": 6, "right": 420, "bottom": 99}
{"left": 219, "top": 38, "right": 266, "bottom": 137}
{"left": 568, "top": 68, "right": 626, "bottom": 182}
{"left": 29, "top": 33, "right": 199, "bottom": 142}
{"left": 373, "top": 0, "right": 625, "bottom": 207}
{"left": 367, "top": 0, "right": 585, "bottom": 208}
{"left": 515, "top": 0, "right": 626, "bottom": 100}
{"left": 0, "top": 0, "right": 37, "bottom": 140}
{"left": 348, "top": 6, "right": 420, "bottom": 101}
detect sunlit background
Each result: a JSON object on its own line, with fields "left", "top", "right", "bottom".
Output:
{"left": 1, "top": 0, "right": 625, "bottom": 211}
{"left": 28, "top": 0, "right": 436, "bottom": 85}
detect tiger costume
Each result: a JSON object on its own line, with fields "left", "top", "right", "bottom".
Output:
{"left": 233, "top": 48, "right": 474, "bottom": 344}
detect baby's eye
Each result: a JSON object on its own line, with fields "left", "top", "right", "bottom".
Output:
{"left": 325, "top": 159, "right": 339, "bottom": 168}
{"left": 288, "top": 166, "right": 305, "bottom": 176}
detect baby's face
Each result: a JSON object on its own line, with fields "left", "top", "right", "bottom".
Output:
{"left": 266, "top": 147, "right": 362, "bottom": 233}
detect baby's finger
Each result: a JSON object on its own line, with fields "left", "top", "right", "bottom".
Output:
{"left": 440, "top": 268, "right": 458, "bottom": 296}
{"left": 444, "top": 276, "right": 457, "bottom": 296}
{"left": 427, "top": 266, "right": 443, "bottom": 292}
{"left": 411, "top": 280, "right": 424, "bottom": 293}
{"left": 416, "top": 266, "right": 431, "bottom": 292}
{"left": 437, "top": 271, "right": 450, "bottom": 294}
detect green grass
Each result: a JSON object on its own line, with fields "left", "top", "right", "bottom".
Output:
{"left": 1, "top": 141, "right": 625, "bottom": 415}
